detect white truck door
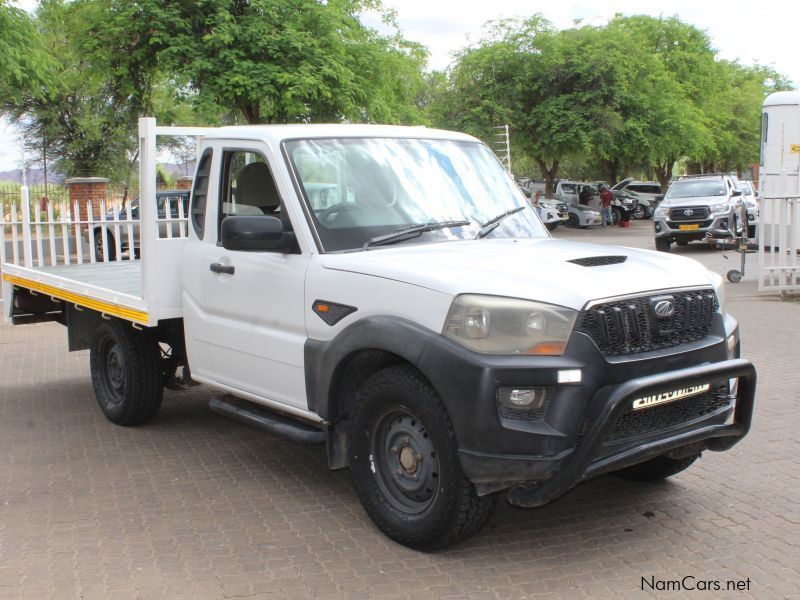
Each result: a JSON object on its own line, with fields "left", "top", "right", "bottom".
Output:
{"left": 198, "top": 146, "right": 311, "bottom": 410}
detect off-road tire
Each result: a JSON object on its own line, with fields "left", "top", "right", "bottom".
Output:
{"left": 655, "top": 237, "right": 671, "bottom": 252}
{"left": 90, "top": 319, "right": 163, "bottom": 426}
{"left": 615, "top": 454, "right": 700, "bottom": 482}
{"left": 348, "top": 365, "right": 497, "bottom": 550}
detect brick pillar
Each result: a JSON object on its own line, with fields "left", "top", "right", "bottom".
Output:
{"left": 66, "top": 177, "right": 110, "bottom": 224}
{"left": 176, "top": 176, "right": 193, "bottom": 190}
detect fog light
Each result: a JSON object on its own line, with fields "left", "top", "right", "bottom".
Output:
{"left": 498, "top": 387, "right": 546, "bottom": 409}
{"left": 558, "top": 369, "right": 582, "bottom": 384}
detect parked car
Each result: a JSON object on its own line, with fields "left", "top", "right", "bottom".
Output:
{"left": 4, "top": 120, "right": 756, "bottom": 551}
{"left": 653, "top": 174, "right": 742, "bottom": 251}
{"left": 556, "top": 181, "right": 634, "bottom": 225}
{"left": 564, "top": 202, "right": 603, "bottom": 228}
{"left": 612, "top": 179, "right": 663, "bottom": 203}
{"left": 534, "top": 199, "right": 569, "bottom": 231}
{"left": 86, "top": 190, "right": 190, "bottom": 261}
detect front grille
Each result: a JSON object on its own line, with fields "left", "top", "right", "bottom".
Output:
{"left": 670, "top": 207, "right": 710, "bottom": 221}
{"left": 575, "top": 289, "right": 718, "bottom": 356}
{"left": 606, "top": 383, "right": 731, "bottom": 442}
{"left": 568, "top": 255, "right": 628, "bottom": 267}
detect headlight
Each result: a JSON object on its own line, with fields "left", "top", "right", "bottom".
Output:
{"left": 443, "top": 295, "right": 577, "bottom": 355}
{"left": 654, "top": 207, "right": 668, "bottom": 218}
{"left": 710, "top": 202, "right": 731, "bottom": 215}
{"left": 710, "top": 271, "right": 726, "bottom": 315}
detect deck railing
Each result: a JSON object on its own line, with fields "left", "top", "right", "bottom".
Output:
{"left": 1, "top": 184, "right": 190, "bottom": 301}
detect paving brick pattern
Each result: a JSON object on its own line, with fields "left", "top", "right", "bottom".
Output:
{"left": 1, "top": 221, "right": 798, "bottom": 599}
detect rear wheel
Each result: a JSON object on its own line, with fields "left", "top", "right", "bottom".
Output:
{"left": 655, "top": 237, "right": 671, "bottom": 252}
{"left": 90, "top": 319, "right": 163, "bottom": 426}
{"left": 615, "top": 454, "right": 700, "bottom": 482}
{"left": 348, "top": 365, "right": 496, "bottom": 550}
{"left": 94, "top": 230, "right": 116, "bottom": 262}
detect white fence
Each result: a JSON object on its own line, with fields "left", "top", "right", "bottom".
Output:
{"left": 757, "top": 196, "right": 800, "bottom": 292}
{"left": 1, "top": 185, "right": 189, "bottom": 300}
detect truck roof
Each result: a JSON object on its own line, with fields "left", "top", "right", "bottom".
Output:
{"left": 763, "top": 91, "right": 800, "bottom": 107}
{"left": 202, "top": 123, "right": 480, "bottom": 144}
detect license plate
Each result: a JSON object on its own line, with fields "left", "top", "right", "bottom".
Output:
{"left": 679, "top": 224, "right": 700, "bottom": 231}
{"left": 632, "top": 383, "right": 710, "bottom": 411}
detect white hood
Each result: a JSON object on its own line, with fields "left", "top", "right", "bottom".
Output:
{"left": 321, "top": 238, "right": 715, "bottom": 310}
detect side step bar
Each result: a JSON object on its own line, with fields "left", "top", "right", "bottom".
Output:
{"left": 209, "top": 395, "right": 326, "bottom": 445}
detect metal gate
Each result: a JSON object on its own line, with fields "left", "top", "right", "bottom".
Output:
{"left": 757, "top": 195, "right": 800, "bottom": 292}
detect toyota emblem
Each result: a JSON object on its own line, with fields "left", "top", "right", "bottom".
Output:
{"left": 654, "top": 299, "right": 675, "bottom": 318}
{"left": 684, "top": 209, "right": 694, "bottom": 216}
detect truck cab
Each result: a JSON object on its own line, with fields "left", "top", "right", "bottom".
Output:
{"left": 2, "top": 120, "right": 756, "bottom": 550}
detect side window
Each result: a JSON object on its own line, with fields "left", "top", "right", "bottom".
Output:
{"left": 562, "top": 184, "right": 576, "bottom": 194}
{"left": 191, "top": 149, "right": 213, "bottom": 239}
{"left": 218, "top": 150, "right": 286, "bottom": 237}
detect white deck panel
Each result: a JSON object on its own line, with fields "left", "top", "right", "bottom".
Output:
{"left": 2, "top": 260, "right": 150, "bottom": 323}
{"left": 37, "top": 262, "right": 143, "bottom": 298}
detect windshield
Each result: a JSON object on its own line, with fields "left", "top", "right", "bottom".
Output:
{"left": 666, "top": 180, "right": 727, "bottom": 199}
{"left": 285, "top": 137, "right": 546, "bottom": 252}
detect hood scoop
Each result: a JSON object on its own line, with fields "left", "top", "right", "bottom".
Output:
{"left": 568, "top": 255, "right": 628, "bottom": 267}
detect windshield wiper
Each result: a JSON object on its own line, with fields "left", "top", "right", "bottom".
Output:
{"left": 362, "top": 220, "right": 471, "bottom": 250}
{"left": 475, "top": 206, "right": 526, "bottom": 239}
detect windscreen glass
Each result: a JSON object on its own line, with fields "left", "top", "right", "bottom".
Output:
{"left": 666, "top": 180, "right": 727, "bottom": 199}
{"left": 285, "top": 137, "right": 547, "bottom": 252}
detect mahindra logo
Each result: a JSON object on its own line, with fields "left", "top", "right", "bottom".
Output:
{"left": 654, "top": 300, "right": 675, "bottom": 318}
{"left": 683, "top": 209, "right": 694, "bottom": 216}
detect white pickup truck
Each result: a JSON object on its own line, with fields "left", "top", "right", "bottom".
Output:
{"left": 2, "top": 119, "right": 756, "bottom": 550}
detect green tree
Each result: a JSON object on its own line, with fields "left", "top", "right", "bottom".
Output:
{"left": 96, "top": 0, "right": 428, "bottom": 125}
{"left": 0, "top": 1, "right": 51, "bottom": 104}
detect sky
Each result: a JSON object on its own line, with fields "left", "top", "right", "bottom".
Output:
{"left": 2, "top": 0, "right": 798, "bottom": 173}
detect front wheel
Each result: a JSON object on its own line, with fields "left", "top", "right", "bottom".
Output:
{"left": 632, "top": 204, "right": 646, "bottom": 220}
{"left": 655, "top": 237, "right": 671, "bottom": 252}
{"left": 348, "top": 366, "right": 496, "bottom": 550}
{"left": 545, "top": 221, "right": 559, "bottom": 231}
{"left": 615, "top": 454, "right": 700, "bottom": 482}
{"left": 90, "top": 319, "right": 163, "bottom": 426}
{"left": 566, "top": 213, "right": 580, "bottom": 228}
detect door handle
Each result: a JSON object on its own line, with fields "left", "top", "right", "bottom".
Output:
{"left": 210, "top": 263, "right": 235, "bottom": 275}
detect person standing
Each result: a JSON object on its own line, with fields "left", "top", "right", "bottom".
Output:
{"left": 599, "top": 184, "right": 614, "bottom": 227}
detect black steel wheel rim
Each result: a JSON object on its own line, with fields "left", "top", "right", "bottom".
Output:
{"left": 100, "top": 337, "right": 125, "bottom": 404}
{"left": 370, "top": 408, "right": 441, "bottom": 515}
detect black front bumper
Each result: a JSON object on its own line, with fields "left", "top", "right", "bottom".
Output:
{"left": 414, "top": 316, "right": 755, "bottom": 505}
{"left": 504, "top": 358, "right": 755, "bottom": 507}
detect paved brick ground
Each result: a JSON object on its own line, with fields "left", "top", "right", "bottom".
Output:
{"left": 1, "top": 221, "right": 799, "bottom": 599}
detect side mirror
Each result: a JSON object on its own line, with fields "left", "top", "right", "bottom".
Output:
{"left": 732, "top": 189, "right": 743, "bottom": 197}
{"left": 220, "top": 215, "right": 295, "bottom": 252}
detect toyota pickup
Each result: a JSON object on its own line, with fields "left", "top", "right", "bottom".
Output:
{"left": 2, "top": 119, "right": 756, "bottom": 550}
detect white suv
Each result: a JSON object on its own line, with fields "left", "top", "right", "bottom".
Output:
{"left": 653, "top": 174, "right": 742, "bottom": 251}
